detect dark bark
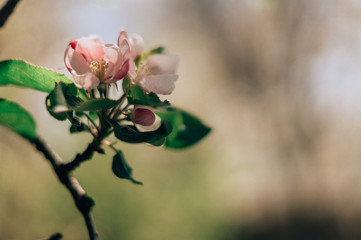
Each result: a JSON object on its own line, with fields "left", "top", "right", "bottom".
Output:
{"left": 33, "top": 137, "right": 98, "bottom": 240}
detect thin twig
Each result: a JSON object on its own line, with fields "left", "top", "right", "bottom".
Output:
{"left": 62, "top": 138, "right": 104, "bottom": 172}
{"left": 0, "top": 0, "right": 20, "bottom": 28}
{"left": 32, "top": 137, "right": 98, "bottom": 240}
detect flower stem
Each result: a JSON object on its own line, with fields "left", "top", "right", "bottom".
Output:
{"left": 112, "top": 103, "right": 130, "bottom": 121}
{"left": 108, "top": 93, "right": 126, "bottom": 119}
{"left": 84, "top": 113, "right": 99, "bottom": 133}
{"left": 106, "top": 141, "right": 119, "bottom": 153}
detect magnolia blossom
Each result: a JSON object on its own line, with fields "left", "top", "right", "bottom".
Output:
{"left": 133, "top": 54, "right": 179, "bottom": 95}
{"left": 64, "top": 36, "right": 131, "bottom": 90}
{"left": 133, "top": 105, "right": 161, "bottom": 132}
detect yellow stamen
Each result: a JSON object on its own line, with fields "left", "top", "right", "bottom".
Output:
{"left": 90, "top": 59, "right": 108, "bottom": 82}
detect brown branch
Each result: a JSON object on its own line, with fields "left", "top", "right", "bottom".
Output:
{"left": 62, "top": 138, "right": 104, "bottom": 172}
{"left": 46, "top": 233, "right": 62, "bottom": 240}
{"left": 0, "top": 0, "right": 20, "bottom": 28}
{"left": 33, "top": 137, "right": 98, "bottom": 240}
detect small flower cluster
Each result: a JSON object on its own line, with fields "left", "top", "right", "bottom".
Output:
{"left": 43, "top": 28, "right": 208, "bottom": 184}
{"left": 64, "top": 30, "right": 179, "bottom": 132}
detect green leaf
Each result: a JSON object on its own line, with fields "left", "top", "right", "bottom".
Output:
{"left": 112, "top": 124, "right": 156, "bottom": 143}
{"left": 112, "top": 120, "right": 172, "bottom": 144}
{"left": 46, "top": 82, "right": 81, "bottom": 120}
{"left": 112, "top": 150, "right": 142, "bottom": 184}
{"left": 135, "top": 46, "right": 165, "bottom": 67}
{"left": 146, "top": 119, "right": 173, "bottom": 146}
{"left": 46, "top": 82, "right": 119, "bottom": 120}
{"left": 149, "top": 46, "right": 165, "bottom": 55}
{"left": 0, "top": 59, "right": 72, "bottom": 92}
{"left": 73, "top": 99, "right": 119, "bottom": 112}
{"left": 0, "top": 98, "right": 36, "bottom": 141}
{"left": 147, "top": 138, "right": 166, "bottom": 147}
{"left": 122, "top": 76, "right": 131, "bottom": 92}
{"left": 128, "top": 85, "right": 170, "bottom": 107}
{"left": 122, "top": 77, "right": 170, "bottom": 108}
{"left": 155, "top": 107, "right": 211, "bottom": 149}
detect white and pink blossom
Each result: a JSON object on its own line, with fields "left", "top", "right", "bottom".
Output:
{"left": 64, "top": 30, "right": 179, "bottom": 96}
{"left": 117, "top": 30, "right": 179, "bottom": 95}
{"left": 64, "top": 35, "right": 131, "bottom": 90}
{"left": 134, "top": 54, "right": 179, "bottom": 95}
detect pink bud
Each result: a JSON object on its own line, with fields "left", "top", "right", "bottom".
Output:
{"left": 134, "top": 107, "right": 156, "bottom": 126}
{"left": 133, "top": 105, "right": 162, "bottom": 132}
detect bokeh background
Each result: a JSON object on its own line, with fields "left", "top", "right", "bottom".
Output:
{"left": 1, "top": 0, "right": 361, "bottom": 239}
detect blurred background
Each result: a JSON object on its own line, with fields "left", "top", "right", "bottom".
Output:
{"left": 1, "top": 0, "right": 361, "bottom": 239}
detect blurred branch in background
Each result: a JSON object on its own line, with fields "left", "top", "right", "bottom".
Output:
{"left": 0, "top": 0, "right": 20, "bottom": 28}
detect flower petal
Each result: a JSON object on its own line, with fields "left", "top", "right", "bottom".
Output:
{"left": 70, "top": 50, "right": 91, "bottom": 74}
{"left": 64, "top": 44, "right": 74, "bottom": 71}
{"left": 76, "top": 37, "right": 105, "bottom": 62}
{"left": 120, "top": 39, "right": 130, "bottom": 56}
{"left": 69, "top": 39, "right": 78, "bottom": 50}
{"left": 117, "top": 29, "right": 129, "bottom": 48}
{"left": 121, "top": 39, "right": 136, "bottom": 79}
{"left": 130, "top": 33, "right": 144, "bottom": 58}
{"left": 105, "top": 82, "right": 124, "bottom": 100}
{"left": 145, "top": 54, "right": 179, "bottom": 75}
{"left": 112, "top": 59, "right": 130, "bottom": 82}
{"left": 71, "top": 71, "right": 100, "bottom": 90}
{"left": 141, "top": 74, "right": 178, "bottom": 95}
{"left": 117, "top": 30, "right": 137, "bottom": 78}
{"left": 103, "top": 44, "right": 120, "bottom": 64}
{"left": 88, "top": 35, "right": 104, "bottom": 44}
{"left": 117, "top": 30, "right": 131, "bottom": 61}
{"left": 103, "top": 44, "right": 122, "bottom": 82}
{"left": 128, "top": 59, "right": 137, "bottom": 80}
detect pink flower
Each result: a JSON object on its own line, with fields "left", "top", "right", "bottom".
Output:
{"left": 134, "top": 54, "right": 179, "bottom": 95}
{"left": 117, "top": 30, "right": 179, "bottom": 95}
{"left": 64, "top": 36, "right": 131, "bottom": 90}
{"left": 133, "top": 105, "right": 161, "bottom": 132}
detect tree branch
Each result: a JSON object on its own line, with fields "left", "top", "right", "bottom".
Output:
{"left": 46, "top": 232, "right": 62, "bottom": 240}
{"left": 0, "top": 0, "right": 20, "bottom": 28}
{"left": 62, "top": 138, "right": 104, "bottom": 172}
{"left": 33, "top": 137, "right": 98, "bottom": 240}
